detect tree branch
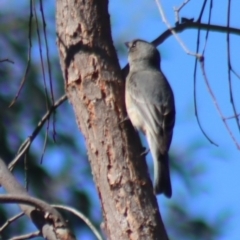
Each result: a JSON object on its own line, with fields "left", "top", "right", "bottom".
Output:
{"left": 53, "top": 205, "right": 103, "bottom": 240}
{"left": 8, "top": 94, "right": 67, "bottom": 171}
{"left": 153, "top": 21, "right": 240, "bottom": 49}
{"left": 0, "top": 158, "right": 75, "bottom": 240}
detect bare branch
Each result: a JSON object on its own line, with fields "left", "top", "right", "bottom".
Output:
{"left": 202, "top": 0, "right": 213, "bottom": 55}
{"left": 197, "top": 0, "right": 208, "bottom": 22}
{"left": 0, "top": 194, "right": 65, "bottom": 222}
{"left": 9, "top": 231, "right": 40, "bottom": 240}
{"left": 8, "top": 94, "right": 67, "bottom": 171}
{"left": 193, "top": 1, "right": 218, "bottom": 146}
{"left": 231, "top": 68, "right": 240, "bottom": 80}
{"left": 9, "top": 1, "right": 33, "bottom": 108}
{"left": 199, "top": 60, "right": 240, "bottom": 149}
{"left": 155, "top": 0, "right": 202, "bottom": 58}
{"left": 39, "top": 0, "right": 55, "bottom": 105}
{"left": 39, "top": 0, "right": 57, "bottom": 142}
{"left": 33, "top": 0, "right": 52, "bottom": 160}
{"left": 0, "top": 158, "right": 76, "bottom": 240}
{"left": 192, "top": 0, "right": 218, "bottom": 146}
{"left": 152, "top": 22, "right": 240, "bottom": 47}
{"left": 0, "top": 58, "right": 14, "bottom": 64}
{"left": 0, "top": 212, "right": 24, "bottom": 233}
{"left": 53, "top": 205, "right": 103, "bottom": 240}
{"left": 226, "top": 0, "right": 240, "bottom": 132}
{"left": 173, "top": 0, "right": 191, "bottom": 23}
{"left": 33, "top": 0, "right": 49, "bottom": 108}
{"left": 225, "top": 113, "right": 240, "bottom": 120}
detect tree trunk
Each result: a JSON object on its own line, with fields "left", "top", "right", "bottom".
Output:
{"left": 56, "top": 0, "right": 169, "bottom": 239}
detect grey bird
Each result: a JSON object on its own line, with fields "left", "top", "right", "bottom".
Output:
{"left": 125, "top": 39, "right": 175, "bottom": 198}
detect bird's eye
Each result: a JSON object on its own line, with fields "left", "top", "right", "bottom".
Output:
{"left": 131, "top": 42, "right": 136, "bottom": 48}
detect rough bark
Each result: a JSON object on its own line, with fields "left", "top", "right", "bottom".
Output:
{"left": 56, "top": 0, "right": 169, "bottom": 239}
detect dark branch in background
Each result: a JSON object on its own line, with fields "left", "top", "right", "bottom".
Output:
{"left": 9, "top": 0, "right": 33, "bottom": 108}
{"left": 39, "top": 0, "right": 57, "bottom": 143}
{"left": 24, "top": 149, "right": 30, "bottom": 191}
{"left": 192, "top": 0, "right": 218, "bottom": 146}
{"left": 8, "top": 94, "right": 67, "bottom": 171}
{"left": 226, "top": 0, "right": 240, "bottom": 132}
{"left": 33, "top": 0, "right": 51, "bottom": 164}
{"left": 197, "top": 0, "right": 208, "bottom": 22}
{"left": 202, "top": 0, "right": 213, "bottom": 55}
{"left": 0, "top": 58, "right": 14, "bottom": 64}
{"left": 39, "top": 0, "right": 54, "bottom": 105}
{"left": 9, "top": 0, "right": 57, "bottom": 166}
{"left": 33, "top": 0, "right": 49, "bottom": 108}
{"left": 225, "top": 113, "right": 240, "bottom": 120}
{"left": 196, "top": 0, "right": 216, "bottom": 145}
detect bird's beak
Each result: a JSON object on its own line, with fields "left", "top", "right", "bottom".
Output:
{"left": 125, "top": 41, "right": 130, "bottom": 48}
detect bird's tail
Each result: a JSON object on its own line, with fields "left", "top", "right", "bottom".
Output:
{"left": 147, "top": 132, "right": 172, "bottom": 197}
{"left": 153, "top": 153, "right": 172, "bottom": 198}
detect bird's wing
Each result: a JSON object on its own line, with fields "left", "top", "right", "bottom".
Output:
{"left": 127, "top": 70, "right": 175, "bottom": 153}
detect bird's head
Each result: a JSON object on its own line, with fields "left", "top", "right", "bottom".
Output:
{"left": 125, "top": 39, "right": 160, "bottom": 68}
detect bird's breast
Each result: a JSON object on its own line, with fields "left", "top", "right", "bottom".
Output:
{"left": 125, "top": 90, "right": 145, "bottom": 133}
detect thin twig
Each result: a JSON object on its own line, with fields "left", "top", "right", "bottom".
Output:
{"left": 122, "top": 21, "right": 240, "bottom": 74}
{"left": 9, "top": 0, "right": 33, "bottom": 107}
{"left": 225, "top": 113, "right": 240, "bottom": 120}
{"left": 40, "top": 129, "right": 48, "bottom": 164}
{"left": 0, "top": 212, "right": 24, "bottom": 232}
{"left": 39, "top": 0, "right": 54, "bottom": 105}
{"left": 231, "top": 68, "right": 240, "bottom": 80}
{"left": 197, "top": 0, "right": 208, "bottom": 22}
{"left": 33, "top": 0, "right": 51, "bottom": 162}
{"left": 0, "top": 194, "right": 66, "bottom": 227}
{"left": 173, "top": 0, "right": 191, "bottom": 23}
{"left": 33, "top": 0, "right": 49, "bottom": 108}
{"left": 155, "top": 0, "right": 201, "bottom": 58}
{"left": 9, "top": 231, "right": 40, "bottom": 240}
{"left": 226, "top": 0, "right": 240, "bottom": 132}
{"left": 0, "top": 58, "right": 14, "bottom": 64}
{"left": 202, "top": 0, "right": 213, "bottom": 55}
{"left": 192, "top": 0, "right": 218, "bottom": 146}
{"left": 24, "top": 149, "right": 29, "bottom": 191}
{"left": 8, "top": 95, "right": 67, "bottom": 171}
{"left": 39, "top": 0, "right": 57, "bottom": 142}
{"left": 199, "top": 60, "right": 240, "bottom": 149}
{"left": 152, "top": 22, "right": 240, "bottom": 47}
{"left": 53, "top": 205, "right": 103, "bottom": 240}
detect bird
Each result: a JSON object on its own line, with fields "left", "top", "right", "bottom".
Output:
{"left": 125, "top": 39, "right": 175, "bottom": 198}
